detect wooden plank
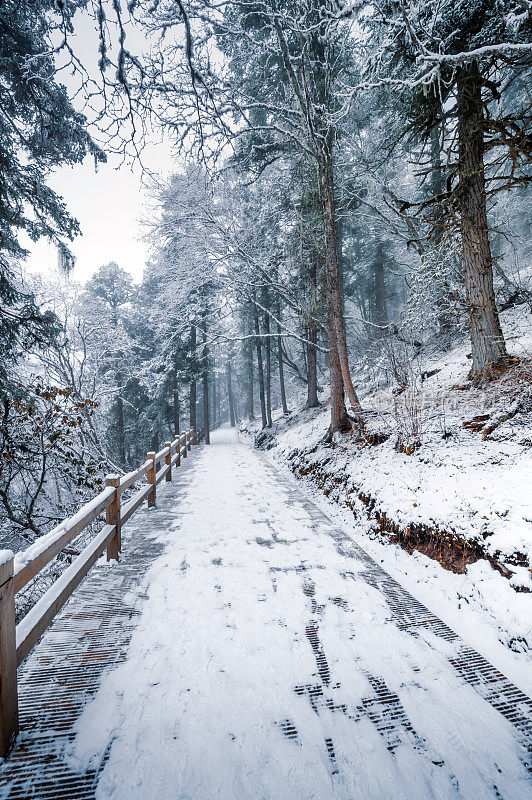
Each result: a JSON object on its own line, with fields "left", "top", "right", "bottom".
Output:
{"left": 175, "top": 432, "right": 181, "bottom": 467}
{"left": 147, "top": 452, "right": 156, "bottom": 508}
{"left": 0, "top": 554, "right": 14, "bottom": 588}
{"left": 11, "top": 428, "right": 195, "bottom": 675}
{"left": 155, "top": 445, "right": 169, "bottom": 465}
{"left": 13, "top": 487, "right": 115, "bottom": 594}
{"left": 120, "top": 460, "right": 150, "bottom": 492}
{"left": 155, "top": 463, "right": 170, "bottom": 486}
{"left": 120, "top": 484, "right": 152, "bottom": 526}
{"left": 106, "top": 475, "right": 121, "bottom": 561}
{"left": 164, "top": 442, "right": 172, "bottom": 482}
{"left": 16, "top": 525, "right": 115, "bottom": 667}
{"left": 0, "top": 557, "right": 18, "bottom": 757}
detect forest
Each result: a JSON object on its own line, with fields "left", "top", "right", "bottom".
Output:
{"left": 1, "top": 0, "right": 531, "bottom": 565}
{"left": 1, "top": 0, "right": 532, "bottom": 794}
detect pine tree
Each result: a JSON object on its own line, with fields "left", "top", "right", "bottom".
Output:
{"left": 360, "top": 0, "right": 532, "bottom": 379}
{"left": 83, "top": 263, "right": 134, "bottom": 465}
{"left": 0, "top": 0, "right": 104, "bottom": 393}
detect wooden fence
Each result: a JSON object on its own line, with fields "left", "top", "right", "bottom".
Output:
{"left": 0, "top": 428, "right": 200, "bottom": 757}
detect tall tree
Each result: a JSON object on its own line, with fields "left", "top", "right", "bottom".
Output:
{"left": 189, "top": 324, "right": 198, "bottom": 434}
{"left": 83, "top": 263, "right": 134, "bottom": 465}
{"left": 0, "top": 0, "right": 104, "bottom": 394}
{"left": 201, "top": 314, "right": 210, "bottom": 445}
{"left": 253, "top": 299, "right": 268, "bottom": 430}
{"left": 359, "top": 0, "right": 532, "bottom": 378}
{"left": 133, "top": 0, "right": 365, "bottom": 435}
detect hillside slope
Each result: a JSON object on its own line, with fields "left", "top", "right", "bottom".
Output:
{"left": 245, "top": 304, "right": 532, "bottom": 668}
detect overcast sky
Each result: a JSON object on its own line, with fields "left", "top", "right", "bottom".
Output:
{"left": 25, "top": 143, "right": 176, "bottom": 285}
{"left": 24, "top": 9, "right": 180, "bottom": 286}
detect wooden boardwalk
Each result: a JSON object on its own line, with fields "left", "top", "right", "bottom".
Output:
{"left": 0, "top": 504, "right": 167, "bottom": 799}
{"left": 0, "top": 429, "right": 531, "bottom": 799}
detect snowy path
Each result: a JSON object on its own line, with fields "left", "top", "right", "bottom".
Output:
{"left": 2, "top": 426, "right": 530, "bottom": 800}
{"left": 65, "top": 425, "right": 531, "bottom": 800}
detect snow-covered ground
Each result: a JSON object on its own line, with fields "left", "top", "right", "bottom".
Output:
{"left": 252, "top": 304, "right": 531, "bottom": 661}
{"left": 67, "top": 427, "right": 531, "bottom": 800}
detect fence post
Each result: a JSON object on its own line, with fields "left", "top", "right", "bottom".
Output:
{"left": 147, "top": 451, "right": 156, "bottom": 507}
{"left": 0, "top": 554, "right": 19, "bottom": 757}
{"left": 175, "top": 433, "right": 181, "bottom": 467}
{"left": 188, "top": 430, "right": 192, "bottom": 452}
{"left": 106, "top": 475, "right": 121, "bottom": 561}
{"left": 164, "top": 442, "right": 172, "bottom": 482}
{"left": 182, "top": 434, "right": 187, "bottom": 459}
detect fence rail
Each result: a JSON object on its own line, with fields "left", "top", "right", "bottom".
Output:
{"left": 0, "top": 427, "right": 200, "bottom": 757}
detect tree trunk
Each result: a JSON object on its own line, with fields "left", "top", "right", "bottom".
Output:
{"left": 189, "top": 324, "right": 197, "bottom": 433}
{"left": 116, "top": 370, "right": 126, "bottom": 465}
{"left": 456, "top": 61, "right": 508, "bottom": 379}
{"left": 247, "top": 343, "right": 254, "bottom": 421}
{"left": 189, "top": 381, "right": 196, "bottom": 433}
{"left": 277, "top": 322, "right": 288, "bottom": 415}
{"left": 202, "top": 319, "right": 210, "bottom": 444}
{"left": 246, "top": 316, "right": 255, "bottom": 421}
{"left": 264, "top": 312, "right": 272, "bottom": 427}
{"left": 227, "top": 358, "right": 236, "bottom": 427}
{"left": 306, "top": 250, "right": 319, "bottom": 408}
{"left": 326, "top": 294, "right": 350, "bottom": 439}
{"left": 253, "top": 302, "right": 267, "bottom": 429}
{"left": 211, "top": 364, "right": 217, "bottom": 428}
{"left": 335, "top": 210, "right": 345, "bottom": 314}
{"left": 274, "top": 284, "right": 288, "bottom": 415}
{"left": 306, "top": 325, "right": 319, "bottom": 408}
{"left": 316, "top": 143, "right": 363, "bottom": 423}
{"left": 372, "top": 240, "right": 388, "bottom": 337}
{"left": 172, "top": 358, "right": 180, "bottom": 436}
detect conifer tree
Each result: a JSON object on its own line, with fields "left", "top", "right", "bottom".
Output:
{"left": 0, "top": 0, "right": 104, "bottom": 393}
